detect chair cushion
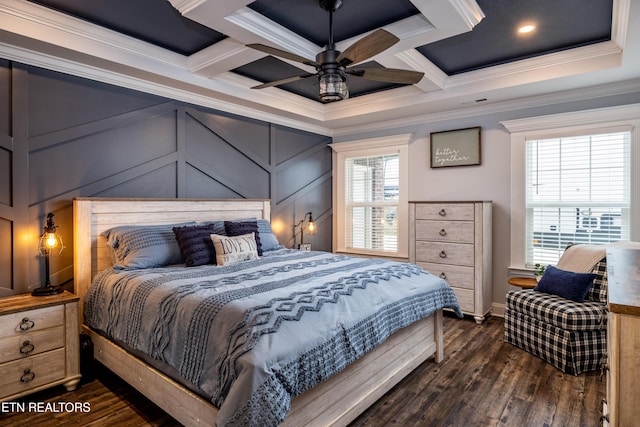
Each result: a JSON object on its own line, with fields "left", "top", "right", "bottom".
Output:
{"left": 586, "top": 258, "right": 607, "bottom": 303}
{"left": 506, "top": 289, "right": 607, "bottom": 331}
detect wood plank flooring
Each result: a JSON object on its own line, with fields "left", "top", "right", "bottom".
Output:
{"left": 1, "top": 314, "right": 605, "bottom": 426}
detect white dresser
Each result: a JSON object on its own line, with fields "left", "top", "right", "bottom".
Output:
{"left": 409, "top": 201, "right": 492, "bottom": 324}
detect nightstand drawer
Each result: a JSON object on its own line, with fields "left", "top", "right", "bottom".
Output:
{"left": 414, "top": 220, "right": 474, "bottom": 243}
{"left": 0, "top": 305, "right": 64, "bottom": 338}
{"left": 418, "top": 262, "right": 475, "bottom": 290}
{"left": 451, "top": 288, "right": 474, "bottom": 313}
{"left": 415, "top": 242, "right": 474, "bottom": 266}
{"left": 0, "top": 326, "right": 65, "bottom": 364}
{"left": 415, "top": 203, "right": 474, "bottom": 221}
{"left": 0, "top": 347, "right": 66, "bottom": 398}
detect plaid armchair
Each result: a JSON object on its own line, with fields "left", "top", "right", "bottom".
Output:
{"left": 504, "top": 259, "right": 607, "bottom": 375}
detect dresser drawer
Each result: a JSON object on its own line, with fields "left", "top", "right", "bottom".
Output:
{"left": 418, "top": 262, "right": 475, "bottom": 290}
{"left": 451, "top": 287, "right": 475, "bottom": 313}
{"left": 415, "top": 220, "right": 474, "bottom": 243}
{"left": 415, "top": 203, "right": 474, "bottom": 221}
{"left": 0, "top": 305, "right": 64, "bottom": 338}
{"left": 0, "top": 347, "right": 66, "bottom": 398}
{"left": 0, "top": 326, "right": 65, "bottom": 364}
{"left": 415, "top": 242, "right": 474, "bottom": 266}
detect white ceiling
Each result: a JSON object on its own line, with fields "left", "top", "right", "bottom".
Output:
{"left": 0, "top": 0, "right": 638, "bottom": 136}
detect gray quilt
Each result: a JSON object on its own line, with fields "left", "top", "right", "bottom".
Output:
{"left": 84, "top": 249, "right": 461, "bottom": 426}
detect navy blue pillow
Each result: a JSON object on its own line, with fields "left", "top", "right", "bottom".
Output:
{"left": 173, "top": 224, "right": 218, "bottom": 267}
{"left": 224, "top": 220, "right": 263, "bottom": 256}
{"left": 534, "top": 265, "right": 596, "bottom": 302}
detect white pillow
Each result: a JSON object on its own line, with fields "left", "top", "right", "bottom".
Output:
{"left": 210, "top": 232, "right": 259, "bottom": 266}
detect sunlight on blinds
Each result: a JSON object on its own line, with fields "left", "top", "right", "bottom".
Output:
{"left": 525, "top": 131, "right": 630, "bottom": 265}
{"left": 345, "top": 154, "right": 399, "bottom": 252}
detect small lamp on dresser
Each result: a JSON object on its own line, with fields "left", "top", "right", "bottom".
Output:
{"left": 293, "top": 211, "right": 317, "bottom": 250}
{"left": 33, "top": 212, "right": 64, "bottom": 296}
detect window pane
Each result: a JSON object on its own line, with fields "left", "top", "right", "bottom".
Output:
{"left": 526, "top": 132, "right": 630, "bottom": 265}
{"left": 345, "top": 154, "right": 399, "bottom": 252}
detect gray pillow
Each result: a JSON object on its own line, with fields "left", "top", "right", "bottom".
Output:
{"left": 103, "top": 223, "right": 192, "bottom": 270}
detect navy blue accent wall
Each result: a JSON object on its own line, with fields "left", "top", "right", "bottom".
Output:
{"left": 0, "top": 60, "right": 332, "bottom": 296}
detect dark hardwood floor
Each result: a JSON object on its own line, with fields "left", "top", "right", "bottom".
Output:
{"left": 1, "top": 314, "right": 605, "bottom": 426}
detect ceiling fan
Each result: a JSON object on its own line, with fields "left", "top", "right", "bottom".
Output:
{"left": 247, "top": 0, "right": 425, "bottom": 103}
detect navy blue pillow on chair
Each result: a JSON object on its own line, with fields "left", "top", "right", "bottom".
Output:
{"left": 534, "top": 265, "right": 596, "bottom": 302}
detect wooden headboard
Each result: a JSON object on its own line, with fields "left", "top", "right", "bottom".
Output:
{"left": 73, "top": 197, "right": 271, "bottom": 321}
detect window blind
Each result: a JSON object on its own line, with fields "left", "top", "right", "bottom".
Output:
{"left": 525, "top": 131, "right": 630, "bottom": 265}
{"left": 345, "top": 154, "right": 399, "bottom": 252}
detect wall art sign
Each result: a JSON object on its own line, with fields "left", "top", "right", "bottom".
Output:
{"left": 430, "top": 127, "right": 481, "bottom": 168}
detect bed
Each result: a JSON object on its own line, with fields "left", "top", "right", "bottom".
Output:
{"left": 73, "top": 197, "right": 461, "bottom": 426}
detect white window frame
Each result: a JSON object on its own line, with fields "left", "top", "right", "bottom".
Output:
{"left": 330, "top": 134, "right": 412, "bottom": 258}
{"left": 502, "top": 104, "right": 640, "bottom": 272}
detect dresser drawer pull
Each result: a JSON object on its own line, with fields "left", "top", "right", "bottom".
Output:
{"left": 20, "top": 368, "right": 36, "bottom": 383}
{"left": 439, "top": 229, "right": 447, "bottom": 236}
{"left": 438, "top": 209, "right": 447, "bottom": 217}
{"left": 19, "top": 318, "right": 35, "bottom": 331}
{"left": 439, "top": 251, "right": 447, "bottom": 258}
{"left": 439, "top": 273, "right": 447, "bottom": 279}
{"left": 20, "top": 340, "right": 35, "bottom": 355}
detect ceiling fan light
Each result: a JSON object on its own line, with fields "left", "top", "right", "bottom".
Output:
{"left": 318, "top": 73, "right": 349, "bottom": 103}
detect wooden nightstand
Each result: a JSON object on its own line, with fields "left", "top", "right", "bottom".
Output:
{"left": 508, "top": 277, "right": 538, "bottom": 289}
{"left": 0, "top": 291, "right": 81, "bottom": 401}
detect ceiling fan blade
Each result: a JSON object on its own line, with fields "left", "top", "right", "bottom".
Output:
{"left": 251, "top": 73, "right": 316, "bottom": 89}
{"left": 337, "top": 29, "right": 399, "bottom": 66}
{"left": 348, "top": 67, "right": 425, "bottom": 85}
{"left": 247, "top": 44, "right": 317, "bottom": 67}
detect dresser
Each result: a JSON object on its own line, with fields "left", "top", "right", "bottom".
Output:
{"left": 603, "top": 247, "right": 640, "bottom": 427}
{"left": 409, "top": 201, "right": 492, "bottom": 324}
{"left": 0, "top": 291, "right": 81, "bottom": 401}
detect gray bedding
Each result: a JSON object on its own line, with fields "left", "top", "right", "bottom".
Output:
{"left": 84, "top": 249, "right": 461, "bottom": 426}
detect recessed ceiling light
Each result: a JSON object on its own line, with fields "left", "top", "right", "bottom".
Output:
{"left": 518, "top": 24, "right": 536, "bottom": 34}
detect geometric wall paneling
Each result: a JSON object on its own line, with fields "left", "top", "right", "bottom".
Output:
{"left": 26, "top": 65, "right": 168, "bottom": 138}
{"left": 95, "top": 163, "right": 179, "bottom": 199}
{"left": 186, "top": 108, "right": 272, "bottom": 169}
{"left": 274, "top": 125, "right": 331, "bottom": 166}
{"left": 3, "top": 57, "right": 332, "bottom": 294}
{"left": 0, "top": 146, "right": 10, "bottom": 206}
{"left": 0, "top": 59, "right": 9, "bottom": 136}
{"left": 184, "top": 164, "right": 242, "bottom": 199}
{"left": 0, "top": 218, "right": 11, "bottom": 292}
{"left": 274, "top": 143, "right": 332, "bottom": 205}
{"left": 184, "top": 111, "right": 270, "bottom": 199}
{"left": 28, "top": 106, "right": 179, "bottom": 205}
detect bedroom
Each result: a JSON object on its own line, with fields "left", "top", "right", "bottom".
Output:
{"left": 0, "top": 0, "right": 639, "bottom": 425}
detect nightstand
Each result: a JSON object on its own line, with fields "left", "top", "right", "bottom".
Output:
{"left": 0, "top": 291, "right": 81, "bottom": 401}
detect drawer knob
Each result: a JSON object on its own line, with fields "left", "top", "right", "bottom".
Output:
{"left": 439, "top": 272, "right": 447, "bottom": 279}
{"left": 439, "top": 251, "right": 447, "bottom": 258}
{"left": 439, "top": 229, "right": 447, "bottom": 236}
{"left": 20, "top": 368, "right": 36, "bottom": 383}
{"left": 19, "top": 317, "right": 35, "bottom": 331}
{"left": 438, "top": 209, "right": 447, "bottom": 217}
{"left": 20, "top": 340, "right": 35, "bottom": 355}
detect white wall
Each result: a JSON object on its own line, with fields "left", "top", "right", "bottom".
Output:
{"left": 334, "top": 89, "right": 640, "bottom": 315}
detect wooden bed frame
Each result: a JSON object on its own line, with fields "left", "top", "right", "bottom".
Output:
{"left": 73, "top": 197, "right": 444, "bottom": 427}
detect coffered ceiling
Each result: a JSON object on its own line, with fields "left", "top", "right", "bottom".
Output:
{"left": 0, "top": 0, "right": 637, "bottom": 135}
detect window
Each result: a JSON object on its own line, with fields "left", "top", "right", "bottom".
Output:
{"left": 331, "top": 134, "right": 411, "bottom": 258}
{"left": 345, "top": 154, "right": 399, "bottom": 252}
{"left": 526, "top": 131, "right": 630, "bottom": 265}
{"left": 503, "top": 104, "right": 640, "bottom": 270}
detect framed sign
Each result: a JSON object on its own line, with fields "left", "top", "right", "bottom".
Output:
{"left": 430, "top": 127, "right": 481, "bottom": 168}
